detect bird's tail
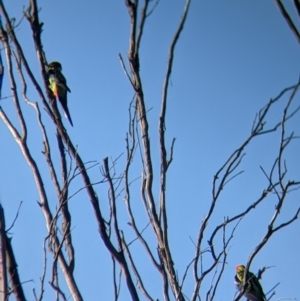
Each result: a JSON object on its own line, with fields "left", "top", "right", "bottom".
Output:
{"left": 63, "top": 109, "right": 74, "bottom": 127}
{"left": 58, "top": 96, "right": 73, "bottom": 127}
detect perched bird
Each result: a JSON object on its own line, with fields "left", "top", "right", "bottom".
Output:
{"left": 234, "top": 265, "right": 266, "bottom": 301}
{"left": 47, "top": 61, "right": 73, "bottom": 126}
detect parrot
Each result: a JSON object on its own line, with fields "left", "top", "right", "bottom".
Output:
{"left": 47, "top": 61, "right": 73, "bottom": 126}
{"left": 234, "top": 265, "right": 266, "bottom": 301}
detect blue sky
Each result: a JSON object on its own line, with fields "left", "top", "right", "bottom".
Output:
{"left": 0, "top": 0, "right": 299, "bottom": 300}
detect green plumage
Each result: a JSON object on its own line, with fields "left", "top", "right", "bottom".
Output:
{"left": 47, "top": 61, "right": 73, "bottom": 126}
{"left": 235, "top": 265, "right": 266, "bottom": 301}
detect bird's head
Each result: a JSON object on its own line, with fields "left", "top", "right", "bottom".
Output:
{"left": 48, "top": 61, "right": 62, "bottom": 71}
{"left": 236, "top": 265, "right": 246, "bottom": 282}
{"left": 236, "top": 265, "right": 245, "bottom": 273}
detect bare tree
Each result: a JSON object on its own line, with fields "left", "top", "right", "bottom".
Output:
{"left": 274, "top": 0, "right": 300, "bottom": 44}
{"left": 0, "top": 1, "right": 299, "bottom": 300}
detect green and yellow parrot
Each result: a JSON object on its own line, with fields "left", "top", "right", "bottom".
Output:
{"left": 234, "top": 265, "right": 266, "bottom": 301}
{"left": 47, "top": 61, "right": 73, "bottom": 126}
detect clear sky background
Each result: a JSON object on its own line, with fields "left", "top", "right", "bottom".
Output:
{"left": 0, "top": 0, "right": 299, "bottom": 300}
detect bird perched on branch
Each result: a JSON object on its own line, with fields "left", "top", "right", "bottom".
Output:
{"left": 234, "top": 265, "right": 266, "bottom": 301}
{"left": 47, "top": 61, "right": 73, "bottom": 126}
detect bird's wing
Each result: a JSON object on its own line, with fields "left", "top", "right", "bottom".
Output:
{"left": 244, "top": 291, "right": 265, "bottom": 301}
{"left": 251, "top": 276, "right": 266, "bottom": 300}
{"left": 56, "top": 71, "right": 71, "bottom": 92}
{"left": 49, "top": 74, "right": 70, "bottom": 92}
